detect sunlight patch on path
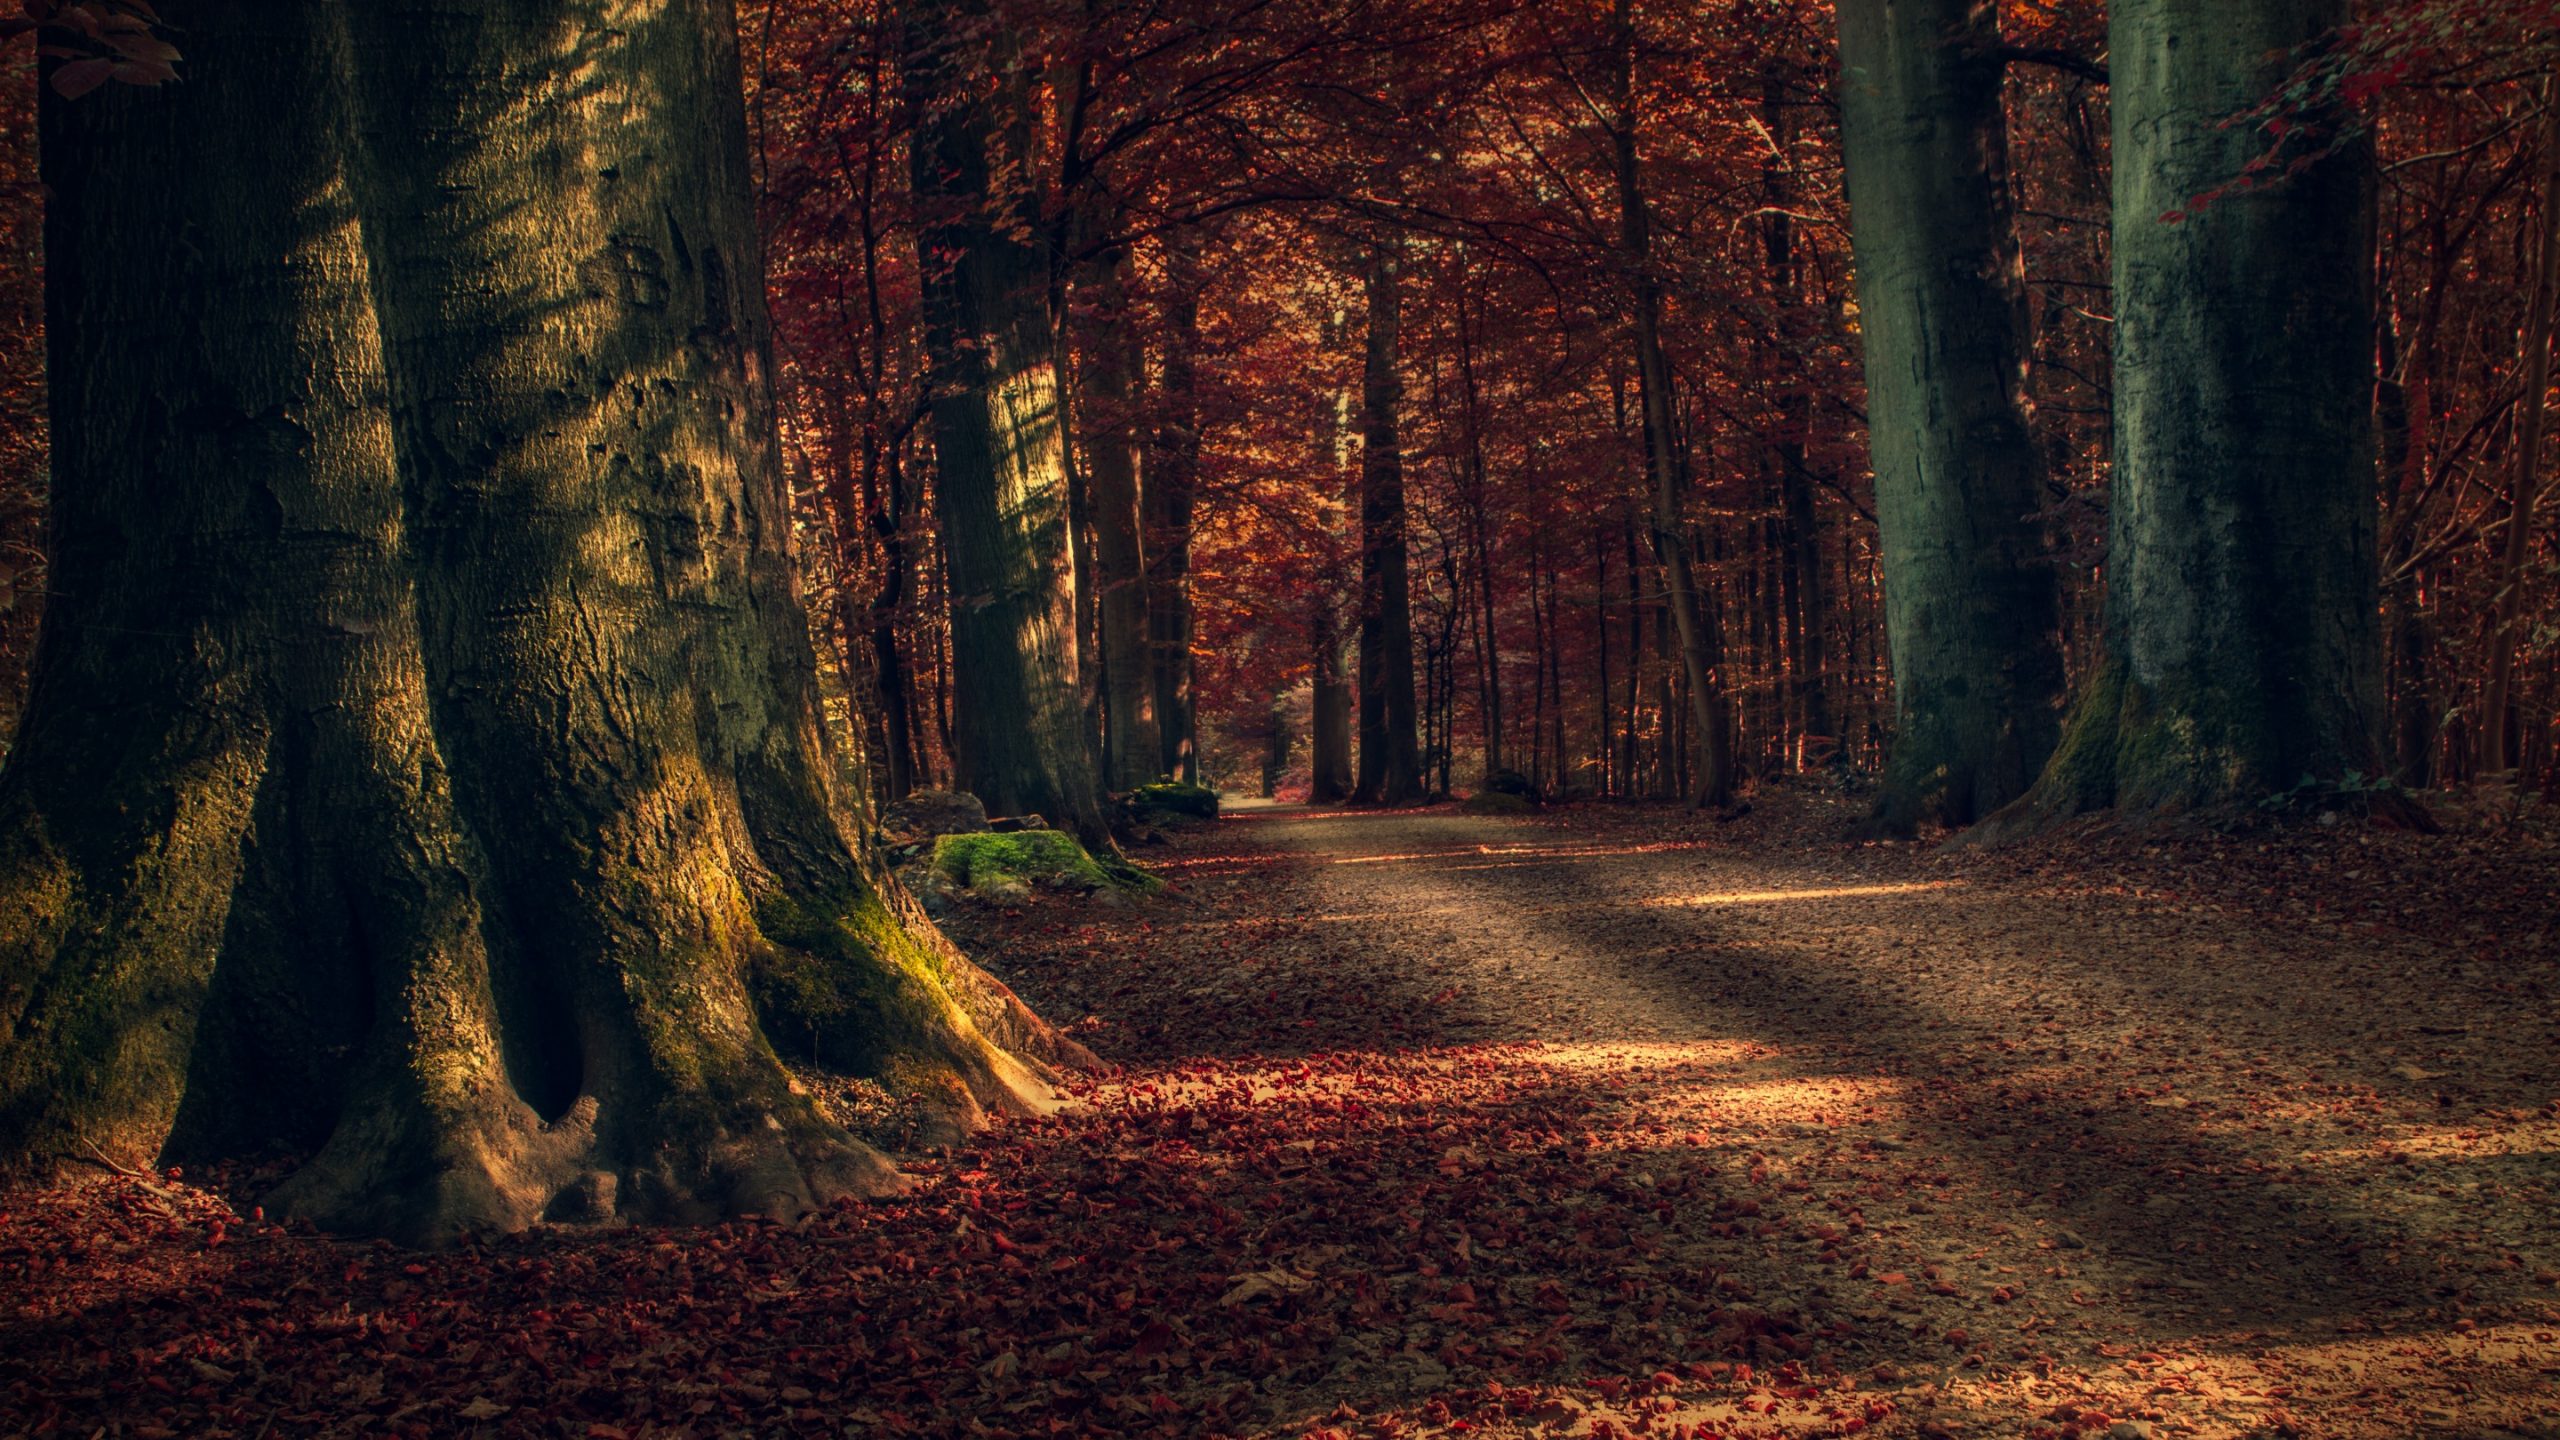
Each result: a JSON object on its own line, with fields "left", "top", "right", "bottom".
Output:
{"left": 1639, "top": 880, "right": 1960, "bottom": 907}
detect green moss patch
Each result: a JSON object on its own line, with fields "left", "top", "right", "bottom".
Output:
{"left": 1127, "top": 780, "right": 1219, "bottom": 821}
{"left": 931, "top": 831, "right": 1158, "bottom": 897}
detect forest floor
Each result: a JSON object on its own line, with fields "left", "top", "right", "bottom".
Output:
{"left": 5, "top": 788, "right": 2559, "bottom": 1440}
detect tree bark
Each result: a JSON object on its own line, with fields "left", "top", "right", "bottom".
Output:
{"left": 1761, "top": 63, "right": 1835, "bottom": 762}
{"left": 2005, "top": 0, "right": 2390, "bottom": 823}
{"left": 1146, "top": 256, "right": 1203, "bottom": 785}
{"left": 1611, "top": 0, "right": 1732, "bottom": 808}
{"left": 0, "top": 0, "right": 1081, "bottom": 1246}
{"left": 2480, "top": 77, "right": 2560, "bottom": 775}
{"left": 1078, "top": 244, "right": 1158, "bottom": 789}
{"left": 1310, "top": 610, "right": 1354, "bottom": 803}
{"left": 1834, "top": 0, "right": 2066, "bottom": 832}
{"left": 908, "top": 0, "right": 1110, "bottom": 841}
{"left": 1354, "top": 248, "right": 1424, "bottom": 803}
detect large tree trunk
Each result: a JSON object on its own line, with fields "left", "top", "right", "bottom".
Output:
{"left": 2005, "top": 0, "right": 2388, "bottom": 823}
{"left": 1834, "top": 0, "right": 2066, "bottom": 832}
{"left": 1146, "top": 257, "right": 1203, "bottom": 785}
{"left": 1079, "top": 244, "right": 1158, "bottom": 789}
{"left": 0, "top": 0, "right": 1082, "bottom": 1247}
{"left": 1354, "top": 248, "right": 1424, "bottom": 803}
{"left": 908, "top": 0, "right": 1110, "bottom": 841}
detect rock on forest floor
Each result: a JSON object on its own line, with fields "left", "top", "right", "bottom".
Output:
{"left": 5, "top": 791, "right": 2557, "bottom": 1439}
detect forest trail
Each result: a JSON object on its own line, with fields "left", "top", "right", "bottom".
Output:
{"left": 7, "top": 802, "right": 2556, "bottom": 1440}
{"left": 1014, "top": 800, "right": 2560, "bottom": 1439}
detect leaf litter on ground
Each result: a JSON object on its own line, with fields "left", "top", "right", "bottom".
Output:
{"left": 5, "top": 788, "right": 2556, "bottom": 1439}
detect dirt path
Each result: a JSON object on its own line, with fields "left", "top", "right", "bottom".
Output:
{"left": 1008, "top": 801, "right": 2560, "bottom": 1439}
{"left": 7, "top": 800, "right": 2554, "bottom": 1440}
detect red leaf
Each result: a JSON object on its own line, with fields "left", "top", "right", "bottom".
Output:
{"left": 49, "top": 56, "right": 114, "bottom": 98}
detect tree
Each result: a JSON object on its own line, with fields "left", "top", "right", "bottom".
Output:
{"left": 1146, "top": 248, "right": 1205, "bottom": 785}
{"left": 908, "top": 0, "right": 1112, "bottom": 839}
{"left": 2479, "top": 77, "right": 2560, "bottom": 774}
{"left": 2008, "top": 0, "right": 2390, "bottom": 821}
{"left": 0, "top": 0, "right": 1079, "bottom": 1246}
{"left": 1834, "top": 0, "right": 2067, "bottom": 832}
{"left": 1079, "top": 243, "right": 1160, "bottom": 789}
{"left": 1354, "top": 246, "right": 1425, "bottom": 803}
{"left": 1610, "top": 0, "right": 1732, "bottom": 809}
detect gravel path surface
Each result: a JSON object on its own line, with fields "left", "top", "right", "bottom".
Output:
{"left": 1147, "top": 801, "right": 2560, "bottom": 1440}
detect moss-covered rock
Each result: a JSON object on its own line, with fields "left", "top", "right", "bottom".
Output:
{"left": 930, "top": 831, "right": 1160, "bottom": 899}
{"left": 1460, "top": 790, "right": 1536, "bottom": 816}
{"left": 1127, "top": 780, "right": 1220, "bottom": 821}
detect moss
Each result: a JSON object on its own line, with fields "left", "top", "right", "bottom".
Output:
{"left": 2031, "top": 652, "right": 2130, "bottom": 816}
{"left": 748, "top": 886, "right": 966, "bottom": 1080}
{"left": 1127, "top": 780, "right": 1219, "bottom": 820}
{"left": 1460, "top": 790, "right": 1536, "bottom": 816}
{"left": 930, "top": 830, "right": 1159, "bottom": 896}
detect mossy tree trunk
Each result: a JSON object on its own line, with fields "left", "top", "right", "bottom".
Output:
{"left": 1835, "top": 0, "right": 2067, "bottom": 833}
{"left": 2005, "top": 0, "right": 2388, "bottom": 823}
{"left": 0, "top": 0, "right": 1081, "bottom": 1247}
{"left": 907, "top": 0, "right": 1110, "bottom": 841}
{"left": 1354, "top": 247, "right": 1424, "bottom": 804}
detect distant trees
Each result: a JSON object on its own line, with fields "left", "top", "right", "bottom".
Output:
{"left": 0, "top": 0, "right": 1075, "bottom": 1243}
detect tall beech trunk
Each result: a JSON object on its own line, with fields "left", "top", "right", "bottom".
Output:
{"left": 1355, "top": 249, "right": 1424, "bottom": 803}
{"left": 1079, "top": 245, "right": 1157, "bottom": 789}
{"left": 1611, "top": 0, "right": 1732, "bottom": 808}
{"left": 2007, "top": 0, "right": 2389, "bottom": 822}
{"left": 1147, "top": 263, "right": 1203, "bottom": 784}
{"left": 909, "top": 0, "right": 1109, "bottom": 840}
{"left": 2481, "top": 79, "right": 2560, "bottom": 774}
{"left": 0, "top": 0, "right": 1082, "bottom": 1246}
{"left": 1834, "top": 0, "right": 2066, "bottom": 832}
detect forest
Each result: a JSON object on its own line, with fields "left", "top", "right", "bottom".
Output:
{"left": 0, "top": 0, "right": 2557, "bottom": 1437}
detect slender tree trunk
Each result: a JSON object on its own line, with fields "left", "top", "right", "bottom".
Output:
{"left": 908, "top": 0, "right": 1109, "bottom": 841}
{"left": 1761, "top": 64, "right": 1834, "bottom": 760}
{"left": 1354, "top": 248, "right": 1424, "bottom": 803}
{"left": 2006, "top": 0, "right": 2391, "bottom": 822}
{"left": 1611, "top": 0, "right": 1731, "bottom": 808}
{"left": 1449, "top": 270, "right": 1506, "bottom": 782}
{"left": 0, "top": 0, "right": 1081, "bottom": 1245}
{"left": 1621, "top": 513, "right": 1645, "bottom": 794}
{"left": 2481, "top": 77, "right": 2560, "bottom": 774}
{"left": 1262, "top": 686, "right": 1290, "bottom": 799}
{"left": 1310, "top": 610, "right": 1354, "bottom": 803}
{"left": 871, "top": 451, "right": 922, "bottom": 800}
{"left": 1595, "top": 521, "right": 1615, "bottom": 795}
{"left": 1147, "top": 257, "right": 1203, "bottom": 784}
{"left": 1079, "top": 244, "right": 1157, "bottom": 789}
{"left": 1834, "top": 0, "right": 2066, "bottom": 831}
